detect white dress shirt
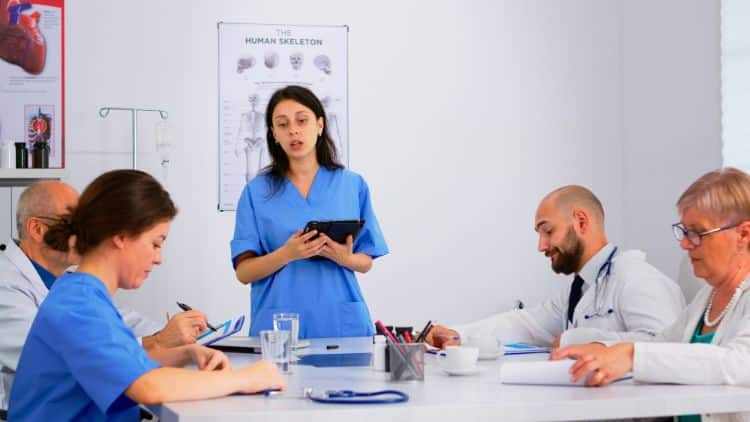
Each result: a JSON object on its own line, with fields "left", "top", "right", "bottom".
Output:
{"left": 633, "top": 282, "right": 750, "bottom": 422}
{"left": 455, "top": 244, "right": 686, "bottom": 347}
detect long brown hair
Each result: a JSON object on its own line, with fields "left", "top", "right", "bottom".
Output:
{"left": 263, "top": 85, "right": 343, "bottom": 195}
{"left": 44, "top": 169, "right": 177, "bottom": 255}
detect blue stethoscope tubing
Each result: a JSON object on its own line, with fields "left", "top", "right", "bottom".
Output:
{"left": 582, "top": 246, "right": 618, "bottom": 321}
{"left": 305, "top": 389, "right": 409, "bottom": 404}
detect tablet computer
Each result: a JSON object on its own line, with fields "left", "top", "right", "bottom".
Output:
{"left": 303, "top": 220, "right": 365, "bottom": 244}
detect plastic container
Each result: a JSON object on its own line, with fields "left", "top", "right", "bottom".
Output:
{"left": 372, "top": 335, "right": 387, "bottom": 371}
{"left": 0, "top": 141, "right": 13, "bottom": 168}
{"left": 14, "top": 142, "right": 28, "bottom": 168}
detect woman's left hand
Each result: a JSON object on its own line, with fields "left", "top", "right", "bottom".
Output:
{"left": 550, "top": 343, "right": 634, "bottom": 386}
{"left": 318, "top": 234, "right": 354, "bottom": 266}
{"left": 187, "top": 345, "right": 231, "bottom": 371}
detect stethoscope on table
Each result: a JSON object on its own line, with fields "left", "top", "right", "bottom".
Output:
{"left": 265, "top": 388, "right": 409, "bottom": 404}
{"left": 569, "top": 246, "right": 619, "bottom": 327}
{"left": 305, "top": 388, "right": 409, "bottom": 404}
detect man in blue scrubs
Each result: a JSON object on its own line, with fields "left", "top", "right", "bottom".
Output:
{"left": 0, "top": 181, "right": 207, "bottom": 411}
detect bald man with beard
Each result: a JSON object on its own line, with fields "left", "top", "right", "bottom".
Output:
{"left": 427, "top": 185, "right": 686, "bottom": 350}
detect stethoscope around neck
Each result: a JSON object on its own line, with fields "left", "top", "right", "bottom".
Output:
{"left": 571, "top": 246, "right": 619, "bottom": 326}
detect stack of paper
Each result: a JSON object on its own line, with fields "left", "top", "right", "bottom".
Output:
{"left": 500, "top": 360, "right": 632, "bottom": 386}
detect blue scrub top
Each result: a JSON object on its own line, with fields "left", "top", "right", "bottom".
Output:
{"left": 231, "top": 166, "right": 389, "bottom": 338}
{"left": 8, "top": 272, "right": 160, "bottom": 422}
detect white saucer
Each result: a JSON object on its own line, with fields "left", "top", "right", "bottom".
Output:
{"left": 442, "top": 366, "right": 480, "bottom": 376}
{"left": 478, "top": 351, "right": 502, "bottom": 361}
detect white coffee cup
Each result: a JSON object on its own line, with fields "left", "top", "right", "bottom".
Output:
{"left": 440, "top": 346, "right": 479, "bottom": 371}
{"left": 466, "top": 335, "right": 500, "bottom": 360}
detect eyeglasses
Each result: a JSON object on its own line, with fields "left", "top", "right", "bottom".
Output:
{"left": 671, "top": 222, "right": 739, "bottom": 247}
{"left": 31, "top": 216, "right": 65, "bottom": 226}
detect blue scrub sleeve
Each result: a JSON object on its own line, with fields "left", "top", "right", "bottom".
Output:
{"left": 40, "top": 287, "right": 160, "bottom": 415}
{"left": 231, "top": 186, "right": 264, "bottom": 267}
{"left": 354, "top": 178, "right": 389, "bottom": 259}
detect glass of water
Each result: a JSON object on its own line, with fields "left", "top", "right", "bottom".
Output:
{"left": 273, "top": 312, "right": 299, "bottom": 348}
{"left": 260, "top": 329, "right": 290, "bottom": 372}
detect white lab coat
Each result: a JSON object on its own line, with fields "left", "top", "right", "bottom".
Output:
{"left": 633, "top": 282, "right": 750, "bottom": 422}
{"left": 455, "top": 245, "right": 686, "bottom": 347}
{"left": 0, "top": 239, "right": 161, "bottom": 410}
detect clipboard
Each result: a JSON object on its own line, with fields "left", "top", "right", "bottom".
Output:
{"left": 208, "top": 336, "right": 311, "bottom": 354}
{"left": 197, "top": 315, "right": 245, "bottom": 346}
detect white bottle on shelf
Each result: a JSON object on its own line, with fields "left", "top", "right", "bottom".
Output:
{"left": 0, "top": 141, "right": 14, "bottom": 169}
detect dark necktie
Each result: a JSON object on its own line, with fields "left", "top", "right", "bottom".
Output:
{"left": 567, "top": 275, "right": 585, "bottom": 324}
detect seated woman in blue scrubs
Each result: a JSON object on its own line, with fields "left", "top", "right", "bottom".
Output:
{"left": 232, "top": 85, "right": 389, "bottom": 338}
{"left": 9, "top": 170, "right": 285, "bottom": 422}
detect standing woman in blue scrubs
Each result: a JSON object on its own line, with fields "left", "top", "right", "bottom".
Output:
{"left": 232, "top": 85, "right": 389, "bottom": 338}
{"left": 9, "top": 170, "right": 285, "bottom": 422}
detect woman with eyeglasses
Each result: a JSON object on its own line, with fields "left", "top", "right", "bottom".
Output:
{"left": 552, "top": 167, "right": 750, "bottom": 422}
{"left": 231, "top": 85, "right": 388, "bottom": 338}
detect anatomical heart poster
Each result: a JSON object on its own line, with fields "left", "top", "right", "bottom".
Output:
{"left": 217, "top": 22, "right": 348, "bottom": 211}
{"left": 0, "top": 0, "right": 64, "bottom": 168}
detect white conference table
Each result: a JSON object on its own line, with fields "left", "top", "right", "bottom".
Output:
{"left": 151, "top": 337, "right": 750, "bottom": 422}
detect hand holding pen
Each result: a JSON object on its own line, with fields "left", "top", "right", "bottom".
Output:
{"left": 177, "top": 302, "right": 218, "bottom": 332}
{"left": 424, "top": 325, "right": 460, "bottom": 349}
{"left": 153, "top": 310, "right": 210, "bottom": 348}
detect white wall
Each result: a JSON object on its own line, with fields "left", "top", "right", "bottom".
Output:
{"left": 60, "top": 0, "right": 719, "bottom": 329}
{"left": 620, "top": 0, "right": 722, "bottom": 296}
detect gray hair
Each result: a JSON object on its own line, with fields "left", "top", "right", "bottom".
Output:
{"left": 677, "top": 167, "right": 750, "bottom": 224}
{"left": 16, "top": 182, "right": 59, "bottom": 240}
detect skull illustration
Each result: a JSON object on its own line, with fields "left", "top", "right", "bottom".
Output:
{"left": 289, "top": 52, "right": 304, "bottom": 71}
{"left": 313, "top": 54, "right": 332, "bottom": 75}
{"left": 237, "top": 55, "right": 256, "bottom": 73}
{"left": 264, "top": 51, "right": 279, "bottom": 69}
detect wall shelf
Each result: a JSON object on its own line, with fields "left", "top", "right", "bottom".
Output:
{"left": 0, "top": 169, "right": 67, "bottom": 186}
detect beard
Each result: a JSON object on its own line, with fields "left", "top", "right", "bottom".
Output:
{"left": 549, "top": 226, "right": 584, "bottom": 275}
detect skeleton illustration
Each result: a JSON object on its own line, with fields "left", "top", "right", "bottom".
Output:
{"left": 264, "top": 51, "right": 279, "bottom": 69}
{"left": 321, "top": 95, "right": 346, "bottom": 165}
{"left": 313, "top": 54, "right": 331, "bottom": 75}
{"left": 289, "top": 52, "right": 304, "bottom": 71}
{"left": 235, "top": 93, "right": 266, "bottom": 182}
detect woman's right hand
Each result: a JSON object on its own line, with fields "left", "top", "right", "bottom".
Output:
{"left": 282, "top": 230, "right": 327, "bottom": 261}
{"left": 425, "top": 325, "right": 461, "bottom": 349}
{"left": 236, "top": 360, "right": 287, "bottom": 394}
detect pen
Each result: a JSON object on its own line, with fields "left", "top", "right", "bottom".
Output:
{"left": 414, "top": 320, "right": 433, "bottom": 343}
{"left": 402, "top": 330, "right": 413, "bottom": 344}
{"left": 165, "top": 312, "right": 170, "bottom": 323}
{"left": 376, "top": 320, "right": 423, "bottom": 378}
{"left": 176, "top": 301, "right": 218, "bottom": 332}
{"left": 434, "top": 334, "right": 460, "bottom": 340}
